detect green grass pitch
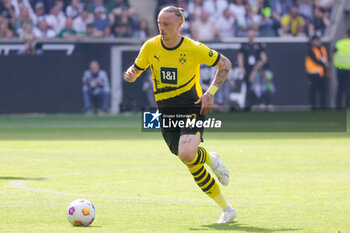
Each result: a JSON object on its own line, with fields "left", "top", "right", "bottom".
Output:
{"left": 0, "top": 113, "right": 349, "bottom": 233}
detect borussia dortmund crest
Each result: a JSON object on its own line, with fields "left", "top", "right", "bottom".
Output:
{"left": 179, "top": 53, "right": 187, "bottom": 64}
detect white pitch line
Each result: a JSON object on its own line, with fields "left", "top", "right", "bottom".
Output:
{"left": 9, "top": 166, "right": 211, "bottom": 204}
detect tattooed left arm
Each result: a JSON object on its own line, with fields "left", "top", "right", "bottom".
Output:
{"left": 195, "top": 54, "right": 232, "bottom": 116}
{"left": 212, "top": 54, "right": 232, "bottom": 89}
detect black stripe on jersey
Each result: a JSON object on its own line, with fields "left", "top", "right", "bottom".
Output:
{"left": 150, "top": 65, "right": 160, "bottom": 90}
{"left": 134, "top": 63, "right": 145, "bottom": 71}
{"left": 211, "top": 53, "right": 221, "bottom": 67}
{"left": 161, "top": 36, "right": 184, "bottom": 51}
{"left": 154, "top": 74, "right": 195, "bottom": 95}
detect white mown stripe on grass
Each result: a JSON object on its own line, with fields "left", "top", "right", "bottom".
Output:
{"left": 8, "top": 166, "right": 211, "bottom": 204}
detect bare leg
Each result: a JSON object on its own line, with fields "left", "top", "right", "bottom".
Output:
{"left": 178, "top": 134, "right": 201, "bottom": 166}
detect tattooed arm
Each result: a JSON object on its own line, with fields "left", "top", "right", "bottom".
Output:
{"left": 195, "top": 54, "right": 232, "bottom": 115}
{"left": 213, "top": 54, "right": 232, "bottom": 89}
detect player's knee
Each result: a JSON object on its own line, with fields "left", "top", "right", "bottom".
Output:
{"left": 178, "top": 147, "right": 196, "bottom": 163}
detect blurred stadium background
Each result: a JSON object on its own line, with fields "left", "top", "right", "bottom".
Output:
{"left": 1, "top": 1, "right": 350, "bottom": 232}
{"left": 0, "top": 0, "right": 349, "bottom": 114}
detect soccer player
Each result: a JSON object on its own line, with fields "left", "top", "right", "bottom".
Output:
{"left": 124, "top": 6, "right": 236, "bottom": 223}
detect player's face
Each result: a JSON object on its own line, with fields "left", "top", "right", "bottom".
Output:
{"left": 157, "top": 12, "right": 181, "bottom": 41}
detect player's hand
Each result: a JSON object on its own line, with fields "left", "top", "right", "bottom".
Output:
{"left": 124, "top": 66, "right": 137, "bottom": 82}
{"left": 195, "top": 93, "right": 214, "bottom": 116}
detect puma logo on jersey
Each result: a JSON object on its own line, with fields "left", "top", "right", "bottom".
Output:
{"left": 154, "top": 55, "right": 160, "bottom": 61}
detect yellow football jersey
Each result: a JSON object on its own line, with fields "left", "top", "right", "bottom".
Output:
{"left": 134, "top": 36, "right": 220, "bottom": 105}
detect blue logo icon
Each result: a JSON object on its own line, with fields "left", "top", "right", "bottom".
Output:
{"left": 143, "top": 110, "right": 161, "bottom": 129}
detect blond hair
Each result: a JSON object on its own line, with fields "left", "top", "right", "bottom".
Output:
{"left": 159, "top": 6, "right": 185, "bottom": 26}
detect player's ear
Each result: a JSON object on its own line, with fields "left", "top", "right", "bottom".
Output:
{"left": 177, "top": 21, "right": 181, "bottom": 28}
{"left": 178, "top": 19, "right": 183, "bottom": 28}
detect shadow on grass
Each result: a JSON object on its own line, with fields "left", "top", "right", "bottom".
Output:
{"left": 0, "top": 176, "right": 48, "bottom": 181}
{"left": 0, "top": 176, "right": 28, "bottom": 180}
{"left": 71, "top": 225, "right": 102, "bottom": 228}
{"left": 190, "top": 222, "right": 301, "bottom": 232}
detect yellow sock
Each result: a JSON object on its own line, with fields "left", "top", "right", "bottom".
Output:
{"left": 189, "top": 164, "right": 228, "bottom": 209}
{"left": 184, "top": 146, "right": 209, "bottom": 166}
{"left": 213, "top": 193, "right": 229, "bottom": 210}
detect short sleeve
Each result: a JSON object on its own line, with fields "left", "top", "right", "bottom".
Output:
{"left": 134, "top": 41, "right": 150, "bottom": 70}
{"left": 196, "top": 42, "right": 221, "bottom": 67}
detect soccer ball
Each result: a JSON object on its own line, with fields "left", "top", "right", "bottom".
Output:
{"left": 67, "top": 199, "right": 95, "bottom": 227}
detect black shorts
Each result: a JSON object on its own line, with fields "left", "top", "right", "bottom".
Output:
{"left": 161, "top": 113, "right": 205, "bottom": 155}
{"left": 157, "top": 85, "right": 205, "bottom": 155}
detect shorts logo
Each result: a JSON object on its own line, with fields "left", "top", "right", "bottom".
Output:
{"left": 160, "top": 67, "right": 178, "bottom": 85}
{"left": 143, "top": 110, "right": 161, "bottom": 129}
